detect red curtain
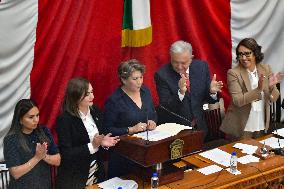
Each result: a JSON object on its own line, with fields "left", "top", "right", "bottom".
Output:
{"left": 31, "top": 0, "right": 231, "bottom": 137}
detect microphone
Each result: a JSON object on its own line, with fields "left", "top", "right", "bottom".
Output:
{"left": 269, "top": 113, "right": 284, "bottom": 156}
{"left": 158, "top": 104, "right": 195, "bottom": 128}
{"left": 144, "top": 108, "right": 150, "bottom": 145}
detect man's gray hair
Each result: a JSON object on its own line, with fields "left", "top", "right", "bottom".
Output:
{"left": 170, "top": 40, "right": 192, "bottom": 55}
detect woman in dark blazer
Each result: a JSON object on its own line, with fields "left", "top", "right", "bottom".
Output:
{"left": 104, "top": 59, "right": 157, "bottom": 178}
{"left": 55, "top": 77, "right": 119, "bottom": 189}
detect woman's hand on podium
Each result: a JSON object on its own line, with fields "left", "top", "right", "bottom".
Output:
{"left": 147, "top": 120, "right": 156, "bottom": 130}
{"left": 129, "top": 122, "right": 147, "bottom": 134}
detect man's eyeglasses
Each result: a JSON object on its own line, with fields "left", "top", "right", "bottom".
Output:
{"left": 237, "top": 51, "right": 252, "bottom": 58}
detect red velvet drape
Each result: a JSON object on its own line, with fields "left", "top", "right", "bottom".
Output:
{"left": 31, "top": 0, "right": 231, "bottom": 137}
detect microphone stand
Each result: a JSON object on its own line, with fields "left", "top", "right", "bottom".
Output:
{"left": 145, "top": 110, "right": 150, "bottom": 145}
{"left": 159, "top": 105, "right": 193, "bottom": 127}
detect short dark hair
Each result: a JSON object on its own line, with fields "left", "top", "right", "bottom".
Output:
{"left": 5, "top": 99, "right": 50, "bottom": 152}
{"left": 62, "top": 77, "right": 90, "bottom": 117}
{"left": 236, "top": 38, "right": 264, "bottom": 64}
{"left": 118, "top": 59, "right": 145, "bottom": 83}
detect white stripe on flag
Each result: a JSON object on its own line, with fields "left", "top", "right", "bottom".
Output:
{"left": 0, "top": 0, "right": 38, "bottom": 160}
{"left": 132, "top": 0, "right": 151, "bottom": 30}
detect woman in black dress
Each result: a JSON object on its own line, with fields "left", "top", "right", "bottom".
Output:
{"left": 4, "top": 99, "right": 60, "bottom": 189}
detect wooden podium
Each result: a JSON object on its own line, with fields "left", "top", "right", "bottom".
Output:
{"left": 114, "top": 129, "right": 204, "bottom": 184}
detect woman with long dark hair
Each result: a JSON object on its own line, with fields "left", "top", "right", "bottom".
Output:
{"left": 55, "top": 77, "right": 119, "bottom": 189}
{"left": 4, "top": 99, "right": 60, "bottom": 189}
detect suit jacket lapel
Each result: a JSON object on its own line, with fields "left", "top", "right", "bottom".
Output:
{"left": 256, "top": 64, "right": 265, "bottom": 77}
{"left": 169, "top": 65, "right": 182, "bottom": 92}
{"left": 240, "top": 66, "right": 251, "bottom": 91}
{"left": 90, "top": 107, "right": 103, "bottom": 133}
{"left": 73, "top": 116, "right": 89, "bottom": 139}
{"left": 90, "top": 110, "right": 100, "bottom": 126}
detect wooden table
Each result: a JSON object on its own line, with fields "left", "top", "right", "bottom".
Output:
{"left": 167, "top": 137, "right": 284, "bottom": 189}
{"left": 89, "top": 135, "right": 284, "bottom": 189}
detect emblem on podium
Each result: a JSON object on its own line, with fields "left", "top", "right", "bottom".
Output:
{"left": 170, "top": 139, "right": 184, "bottom": 160}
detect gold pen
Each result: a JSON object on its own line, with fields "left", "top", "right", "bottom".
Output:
{"left": 195, "top": 156, "right": 211, "bottom": 164}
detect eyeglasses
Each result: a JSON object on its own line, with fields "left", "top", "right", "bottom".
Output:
{"left": 237, "top": 51, "right": 252, "bottom": 58}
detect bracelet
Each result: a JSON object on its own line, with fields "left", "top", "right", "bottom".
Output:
{"left": 28, "top": 161, "right": 32, "bottom": 168}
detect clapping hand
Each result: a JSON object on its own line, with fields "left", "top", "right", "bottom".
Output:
{"left": 269, "top": 72, "right": 284, "bottom": 87}
{"left": 178, "top": 74, "right": 188, "bottom": 95}
{"left": 92, "top": 134, "right": 104, "bottom": 148}
{"left": 101, "top": 133, "right": 120, "bottom": 148}
{"left": 258, "top": 74, "right": 265, "bottom": 91}
{"left": 35, "top": 143, "right": 47, "bottom": 160}
{"left": 210, "top": 74, "right": 223, "bottom": 94}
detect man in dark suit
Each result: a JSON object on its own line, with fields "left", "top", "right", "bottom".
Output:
{"left": 155, "top": 40, "right": 223, "bottom": 139}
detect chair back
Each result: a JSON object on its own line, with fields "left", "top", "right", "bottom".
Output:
{"left": 204, "top": 98, "right": 225, "bottom": 141}
{"left": 270, "top": 83, "right": 281, "bottom": 124}
{"left": 0, "top": 163, "right": 9, "bottom": 189}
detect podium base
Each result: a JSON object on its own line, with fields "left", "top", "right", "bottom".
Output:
{"left": 133, "top": 162, "right": 184, "bottom": 185}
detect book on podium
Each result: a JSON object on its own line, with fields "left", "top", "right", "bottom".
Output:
{"left": 113, "top": 126, "right": 204, "bottom": 185}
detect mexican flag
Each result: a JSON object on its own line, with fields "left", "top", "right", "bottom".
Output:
{"left": 121, "top": 0, "right": 152, "bottom": 47}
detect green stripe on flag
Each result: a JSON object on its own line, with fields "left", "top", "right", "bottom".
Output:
{"left": 122, "top": 0, "right": 133, "bottom": 30}
{"left": 121, "top": 0, "right": 152, "bottom": 47}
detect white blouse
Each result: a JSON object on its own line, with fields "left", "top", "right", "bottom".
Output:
{"left": 79, "top": 108, "right": 99, "bottom": 154}
{"left": 244, "top": 67, "right": 265, "bottom": 132}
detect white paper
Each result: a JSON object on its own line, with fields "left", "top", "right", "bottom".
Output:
{"left": 238, "top": 155, "right": 259, "bottom": 164}
{"left": 233, "top": 143, "right": 258, "bottom": 154}
{"left": 273, "top": 128, "right": 284, "bottom": 138}
{"left": 133, "top": 123, "right": 192, "bottom": 141}
{"left": 199, "top": 148, "right": 232, "bottom": 167}
{"left": 97, "top": 177, "right": 138, "bottom": 189}
{"left": 155, "top": 123, "right": 192, "bottom": 135}
{"left": 134, "top": 130, "right": 172, "bottom": 141}
{"left": 260, "top": 137, "right": 284, "bottom": 148}
{"left": 197, "top": 164, "right": 223, "bottom": 175}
